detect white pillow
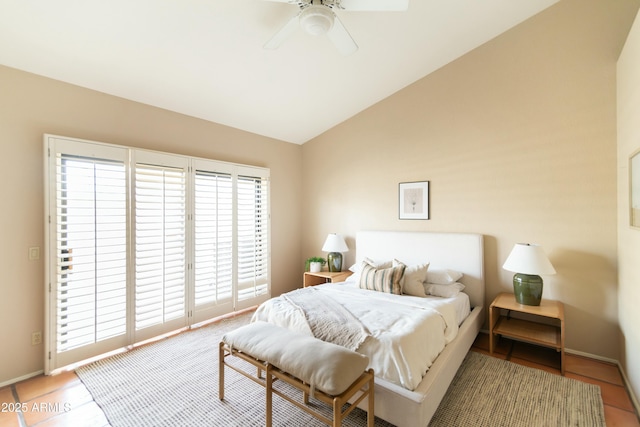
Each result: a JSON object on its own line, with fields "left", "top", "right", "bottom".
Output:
{"left": 425, "top": 282, "right": 465, "bottom": 298}
{"left": 393, "top": 259, "right": 430, "bottom": 297}
{"left": 349, "top": 257, "right": 392, "bottom": 284}
{"left": 425, "top": 269, "right": 463, "bottom": 285}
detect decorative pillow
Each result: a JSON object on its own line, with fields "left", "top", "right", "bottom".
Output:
{"left": 359, "top": 260, "right": 406, "bottom": 295}
{"left": 394, "top": 259, "right": 430, "bottom": 297}
{"left": 425, "top": 282, "right": 465, "bottom": 298}
{"left": 425, "top": 269, "right": 463, "bottom": 285}
{"left": 350, "top": 257, "right": 392, "bottom": 284}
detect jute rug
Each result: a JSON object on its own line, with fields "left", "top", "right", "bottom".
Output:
{"left": 76, "top": 312, "right": 605, "bottom": 426}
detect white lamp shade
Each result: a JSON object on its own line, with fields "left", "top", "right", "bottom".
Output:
{"left": 322, "top": 233, "right": 349, "bottom": 252}
{"left": 503, "top": 243, "right": 556, "bottom": 275}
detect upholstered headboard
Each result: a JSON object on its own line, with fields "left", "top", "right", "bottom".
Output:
{"left": 355, "top": 231, "right": 485, "bottom": 309}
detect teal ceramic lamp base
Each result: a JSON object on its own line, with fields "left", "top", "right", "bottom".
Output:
{"left": 327, "top": 252, "right": 343, "bottom": 272}
{"left": 513, "top": 273, "right": 543, "bottom": 306}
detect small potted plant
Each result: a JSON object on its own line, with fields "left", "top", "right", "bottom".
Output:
{"left": 306, "top": 257, "right": 326, "bottom": 273}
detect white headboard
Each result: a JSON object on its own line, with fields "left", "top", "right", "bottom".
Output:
{"left": 355, "top": 231, "right": 485, "bottom": 309}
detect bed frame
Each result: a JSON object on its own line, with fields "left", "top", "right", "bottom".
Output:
{"left": 351, "top": 231, "right": 485, "bottom": 427}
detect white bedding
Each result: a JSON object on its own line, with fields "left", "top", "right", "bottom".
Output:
{"left": 251, "top": 282, "right": 470, "bottom": 391}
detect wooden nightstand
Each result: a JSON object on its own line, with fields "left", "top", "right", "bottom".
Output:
{"left": 303, "top": 271, "right": 352, "bottom": 287}
{"left": 489, "top": 292, "right": 565, "bottom": 374}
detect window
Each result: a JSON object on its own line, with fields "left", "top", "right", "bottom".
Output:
{"left": 194, "top": 171, "right": 233, "bottom": 306}
{"left": 45, "top": 135, "right": 270, "bottom": 372}
{"left": 55, "top": 155, "right": 128, "bottom": 355}
{"left": 133, "top": 152, "right": 188, "bottom": 341}
{"left": 236, "top": 174, "right": 270, "bottom": 306}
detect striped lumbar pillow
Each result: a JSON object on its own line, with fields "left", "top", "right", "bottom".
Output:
{"left": 358, "top": 260, "right": 406, "bottom": 295}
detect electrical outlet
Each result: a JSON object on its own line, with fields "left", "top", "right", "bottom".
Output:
{"left": 31, "top": 331, "right": 42, "bottom": 346}
{"left": 28, "top": 247, "right": 40, "bottom": 261}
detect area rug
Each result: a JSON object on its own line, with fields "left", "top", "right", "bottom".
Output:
{"left": 76, "top": 313, "right": 605, "bottom": 426}
{"left": 429, "top": 351, "right": 605, "bottom": 427}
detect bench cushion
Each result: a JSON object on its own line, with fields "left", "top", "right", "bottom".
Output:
{"left": 222, "top": 321, "right": 370, "bottom": 396}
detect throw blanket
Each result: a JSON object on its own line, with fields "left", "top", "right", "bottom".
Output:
{"left": 253, "top": 283, "right": 465, "bottom": 390}
{"left": 283, "top": 287, "right": 369, "bottom": 351}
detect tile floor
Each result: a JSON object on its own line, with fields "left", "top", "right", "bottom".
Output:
{"left": 1, "top": 332, "right": 638, "bottom": 426}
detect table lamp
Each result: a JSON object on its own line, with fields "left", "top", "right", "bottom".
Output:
{"left": 322, "top": 233, "right": 349, "bottom": 272}
{"left": 502, "top": 243, "right": 556, "bottom": 306}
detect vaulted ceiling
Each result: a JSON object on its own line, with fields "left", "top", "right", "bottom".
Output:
{"left": 0, "top": 0, "right": 559, "bottom": 144}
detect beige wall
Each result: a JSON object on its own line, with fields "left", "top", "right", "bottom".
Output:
{"left": 0, "top": 65, "right": 303, "bottom": 385}
{"left": 617, "top": 7, "right": 640, "bottom": 408}
{"left": 302, "top": 0, "right": 639, "bottom": 361}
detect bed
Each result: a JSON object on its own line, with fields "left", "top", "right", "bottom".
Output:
{"left": 253, "top": 230, "right": 485, "bottom": 426}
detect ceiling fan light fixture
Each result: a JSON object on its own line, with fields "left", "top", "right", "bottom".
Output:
{"left": 299, "top": 5, "right": 335, "bottom": 36}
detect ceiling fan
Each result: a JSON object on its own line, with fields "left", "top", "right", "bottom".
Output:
{"left": 262, "top": 0, "right": 409, "bottom": 56}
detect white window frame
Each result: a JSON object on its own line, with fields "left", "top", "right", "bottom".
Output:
{"left": 44, "top": 134, "right": 270, "bottom": 373}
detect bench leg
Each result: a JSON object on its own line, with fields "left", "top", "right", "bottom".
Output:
{"left": 333, "top": 398, "right": 341, "bottom": 427}
{"left": 367, "top": 372, "right": 375, "bottom": 427}
{"left": 218, "top": 342, "right": 225, "bottom": 401}
{"left": 265, "top": 364, "right": 273, "bottom": 427}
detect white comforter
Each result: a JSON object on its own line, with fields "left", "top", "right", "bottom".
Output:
{"left": 251, "top": 283, "right": 469, "bottom": 390}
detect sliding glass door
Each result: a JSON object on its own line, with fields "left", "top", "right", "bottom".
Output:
{"left": 45, "top": 135, "right": 270, "bottom": 373}
{"left": 132, "top": 152, "right": 188, "bottom": 342}
{"left": 47, "top": 140, "right": 129, "bottom": 368}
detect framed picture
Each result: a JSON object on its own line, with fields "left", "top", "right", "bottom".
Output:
{"left": 399, "top": 181, "right": 429, "bottom": 220}
{"left": 631, "top": 150, "right": 640, "bottom": 228}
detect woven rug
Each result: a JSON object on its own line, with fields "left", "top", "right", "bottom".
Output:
{"left": 76, "top": 313, "right": 605, "bottom": 427}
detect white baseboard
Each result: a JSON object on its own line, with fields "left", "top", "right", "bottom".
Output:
{"left": 617, "top": 363, "right": 640, "bottom": 415}
{"left": 565, "top": 348, "right": 640, "bottom": 415}
{"left": 0, "top": 370, "right": 44, "bottom": 389}
{"left": 564, "top": 347, "right": 617, "bottom": 364}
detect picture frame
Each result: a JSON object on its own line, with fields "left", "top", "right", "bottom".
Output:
{"left": 631, "top": 150, "right": 640, "bottom": 228}
{"left": 399, "top": 181, "right": 429, "bottom": 220}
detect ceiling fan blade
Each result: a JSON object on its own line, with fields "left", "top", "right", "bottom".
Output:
{"left": 264, "top": 12, "right": 301, "bottom": 50}
{"left": 337, "top": 0, "right": 409, "bottom": 11}
{"left": 260, "top": 0, "right": 300, "bottom": 3}
{"left": 327, "top": 14, "right": 358, "bottom": 56}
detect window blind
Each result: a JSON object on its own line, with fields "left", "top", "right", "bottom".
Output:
{"left": 237, "top": 174, "right": 270, "bottom": 302}
{"left": 194, "top": 171, "right": 233, "bottom": 307}
{"left": 46, "top": 134, "right": 270, "bottom": 373}
{"left": 55, "top": 155, "right": 127, "bottom": 353}
{"left": 134, "top": 164, "right": 186, "bottom": 331}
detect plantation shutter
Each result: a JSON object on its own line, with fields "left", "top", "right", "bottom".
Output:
{"left": 192, "top": 167, "right": 234, "bottom": 321}
{"left": 236, "top": 172, "right": 270, "bottom": 309}
{"left": 46, "top": 135, "right": 270, "bottom": 372}
{"left": 133, "top": 153, "right": 187, "bottom": 340}
{"left": 47, "top": 138, "right": 129, "bottom": 369}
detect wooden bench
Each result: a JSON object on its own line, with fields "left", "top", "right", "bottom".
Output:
{"left": 219, "top": 321, "right": 375, "bottom": 427}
